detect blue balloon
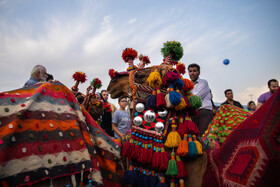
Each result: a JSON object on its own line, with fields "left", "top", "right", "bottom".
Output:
{"left": 223, "top": 59, "right": 230, "bottom": 65}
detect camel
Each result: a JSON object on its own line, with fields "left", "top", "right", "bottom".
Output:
{"left": 0, "top": 81, "right": 123, "bottom": 187}
{"left": 107, "top": 65, "right": 280, "bottom": 187}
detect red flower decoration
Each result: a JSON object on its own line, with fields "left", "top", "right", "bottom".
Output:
{"left": 109, "top": 69, "right": 116, "bottom": 78}
{"left": 142, "top": 56, "right": 151, "bottom": 64}
{"left": 104, "top": 103, "right": 112, "bottom": 113}
{"left": 122, "top": 48, "right": 138, "bottom": 62}
{"left": 72, "top": 71, "right": 87, "bottom": 83}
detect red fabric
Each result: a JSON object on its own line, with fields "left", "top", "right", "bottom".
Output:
{"left": 202, "top": 88, "right": 280, "bottom": 187}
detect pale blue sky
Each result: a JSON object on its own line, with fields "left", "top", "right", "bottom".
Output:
{"left": 0, "top": 0, "right": 279, "bottom": 106}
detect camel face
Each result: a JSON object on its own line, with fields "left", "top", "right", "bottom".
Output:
{"left": 107, "top": 74, "right": 130, "bottom": 99}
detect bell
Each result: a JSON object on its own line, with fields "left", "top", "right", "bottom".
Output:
{"left": 158, "top": 109, "right": 168, "bottom": 117}
{"left": 155, "top": 122, "right": 164, "bottom": 133}
{"left": 143, "top": 110, "right": 156, "bottom": 123}
{"left": 135, "top": 103, "right": 145, "bottom": 113}
{"left": 133, "top": 116, "right": 143, "bottom": 126}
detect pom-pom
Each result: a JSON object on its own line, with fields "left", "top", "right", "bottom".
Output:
{"left": 169, "top": 88, "right": 182, "bottom": 106}
{"left": 109, "top": 69, "right": 117, "bottom": 78}
{"left": 189, "top": 95, "right": 202, "bottom": 109}
{"left": 174, "top": 96, "right": 187, "bottom": 111}
{"left": 185, "top": 117, "right": 200, "bottom": 136}
{"left": 183, "top": 79, "right": 194, "bottom": 93}
{"left": 165, "top": 152, "right": 178, "bottom": 176}
{"left": 90, "top": 78, "right": 102, "bottom": 89}
{"left": 73, "top": 71, "right": 87, "bottom": 83}
{"left": 163, "top": 71, "right": 181, "bottom": 86}
{"left": 172, "top": 78, "right": 185, "bottom": 90}
{"left": 161, "top": 41, "right": 184, "bottom": 61}
{"left": 139, "top": 54, "right": 151, "bottom": 64}
{"left": 147, "top": 71, "right": 162, "bottom": 88}
{"left": 122, "top": 48, "right": 138, "bottom": 62}
{"left": 176, "top": 62, "right": 186, "bottom": 75}
{"left": 177, "top": 116, "right": 186, "bottom": 138}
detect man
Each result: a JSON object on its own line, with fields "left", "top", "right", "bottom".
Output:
{"left": 221, "top": 89, "right": 243, "bottom": 108}
{"left": 101, "top": 90, "right": 117, "bottom": 137}
{"left": 112, "top": 96, "right": 131, "bottom": 140}
{"left": 256, "top": 79, "right": 279, "bottom": 109}
{"left": 24, "top": 65, "right": 48, "bottom": 87}
{"left": 188, "top": 63, "right": 213, "bottom": 136}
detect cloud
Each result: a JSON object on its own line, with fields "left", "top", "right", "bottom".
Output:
{"left": 236, "top": 85, "right": 267, "bottom": 105}
{"left": 128, "top": 18, "right": 136, "bottom": 24}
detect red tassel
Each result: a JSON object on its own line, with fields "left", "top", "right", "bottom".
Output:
{"left": 176, "top": 155, "right": 188, "bottom": 178}
{"left": 138, "top": 138, "right": 149, "bottom": 164}
{"left": 185, "top": 116, "right": 200, "bottom": 136}
{"left": 177, "top": 116, "right": 187, "bottom": 138}
{"left": 152, "top": 140, "right": 161, "bottom": 169}
{"left": 156, "top": 87, "right": 166, "bottom": 109}
{"left": 146, "top": 136, "right": 153, "bottom": 164}
{"left": 122, "top": 132, "right": 136, "bottom": 159}
{"left": 159, "top": 147, "right": 170, "bottom": 171}
{"left": 131, "top": 135, "right": 141, "bottom": 160}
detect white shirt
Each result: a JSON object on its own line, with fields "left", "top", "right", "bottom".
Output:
{"left": 192, "top": 78, "right": 212, "bottom": 110}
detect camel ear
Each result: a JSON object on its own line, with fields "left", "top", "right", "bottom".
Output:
{"left": 158, "top": 64, "right": 170, "bottom": 80}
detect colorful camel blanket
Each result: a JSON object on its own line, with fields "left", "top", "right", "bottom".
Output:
{"left": 202, "top": 88, "right": 280, "bottom": 186}
{"left": 203, "top": 104, "right": 252, "bottom": 147}
{"left": 0, "top": 81, "right": 122, "bottom": 187}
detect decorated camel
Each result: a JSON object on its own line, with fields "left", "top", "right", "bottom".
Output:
{"left": 0, "top": 81, "right": 123, "bottom": 187}
{"left": 107, "top": 42, "right": 280, "bottom": 186}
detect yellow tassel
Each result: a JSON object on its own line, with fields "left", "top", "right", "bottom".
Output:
{"left": 147, "top": 71, "right": 162, "bottom": 88}
{"left": 164, "top": 125, "right": 182, "bottom": 148}
{"left": 176, "top": 134, "right": 188, "bottom": 156}
{"left": 175, "top": 96, "right": 187, "bottom": 111}
{"left": 192, "top": 135, "right": 203, "bottom": 154}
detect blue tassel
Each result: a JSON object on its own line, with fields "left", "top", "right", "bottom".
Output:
{"left": 142, "top": 170, "right": 150, "bottom": 187}
{"left": 169, "top": 88, "right": 182, "bottom": 105}
{"left": 187, "top": 134, "right": 198, "bottom": 157}
{"left": 149, "top": 175, "right": 157, "bottom": 187}
{"left": 172, "top": 78, "right": 185, "bottom": 90}
{"left": 146, "top": 90, "right": 157, "bottom": 109}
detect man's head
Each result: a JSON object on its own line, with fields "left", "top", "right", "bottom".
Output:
{"left": 268, "top": 79, "right": 279, "bottom": 94}
{"left": 224, "top": 89, "right": 233, "bottom": 100}
{"left": 101, "top": 90, "right": 109, "bottom": 101}
{"left": 31, "top": 65, "right": 47, "bottom": 81}
{"left": 188, "top": 63, "right": 200, "bottom": 82}
{"left": 118, "top": 95, "right": 128, "bottom": 109}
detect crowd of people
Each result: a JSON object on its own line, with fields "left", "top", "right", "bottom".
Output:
{"left": 23, "top": 64, "right": 279, "bottom": 141}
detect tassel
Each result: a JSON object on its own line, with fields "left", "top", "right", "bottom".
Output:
{"left": 156, "top": 176, "right": 168, "bottom": 187}
{"left": 122, "top": 132, "right": 136, "bottom": 159}
{"left": 187, "top": 134, "right": 198, "bottom": 157}
{"left": 159, "top": 146, "right": 170, "bottom": 171}
{"left": 152, "top": 141, "right": 161, "bottom": 169}
{"left": 165, "top": 88, "right": 173, "bottom": 108}
{"left": 176, "top": 134, "right": 188, "bottom": 156}
{"left": 189, "top": 95, "right": 202, "bottom": 109}
{"left": 147, "top": 90, "right": 157, "bottom": 109}
{"left": 122, "top": 164, "right": 139, "bottom": 185}
{"left": 176, "top": 155, "right": 188, "bottom": 178}
{"left": 175, "top": 93, "right": 187, "bottom": 111}
{"left": 172, "top": 78, "right": 185, "bottom": 90}
{"left": 147, "top": 71, "right": 162, "bottom": 88}
{"left": 177, "top": 116, "right": 187, "bottom": 138}
{"left": 185, "top": 116, "right": 200, "bottom": 136}
{"left": 179, "top": 179, "right": 185, "bottom": 187}
{"left": 156, "top": 87, "right": 166, "bottom": 109}
{"left": 166, "top": 152, "right": 178, "bottom": 176}
{"left": 163, "top": 71, "right": 180, "bottom": 87}
{"left": 139, "top": 168, "right": 145, "bottom": 187}
{"left": 146, "top": 135, "right": 154, "bottom": 164}
{"left": 193, "top": 135, "right": 203, "bottom": 155}
{"left": 169, "top": 87, "right": 182, "bottom": 106}
{"left": 131, "top": 134, "right": 141, "bottom": 160}
{"left": 142, "top": 169, "right": 150, "bottom": 187}
{"left": 164, "top": 120, "right": 182, "bottom": 148}
{"left": 138, "top": 136, "right": 149, "bottom": 164}
{"left": 170, "top": 179, "right": 175, "bottom": 187}
{"left": 149, "top": 170, "right": 157, "bottom": 187}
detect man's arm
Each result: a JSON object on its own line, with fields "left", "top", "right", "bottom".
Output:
{"left": 112, "top": 123, "right": 124, "bottom": 139}
{"left": 256, "top": 102, "right": 263, "bottom": 109}
{"left": 193, "top": 79, "right": 210, "bottom": 99}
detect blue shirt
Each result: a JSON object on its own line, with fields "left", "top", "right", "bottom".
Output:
{"left": 112, "top": 110, "right": 131, "bottom": 139}
{"left": 23, "top": 77, "right": 38, "bottom": 88}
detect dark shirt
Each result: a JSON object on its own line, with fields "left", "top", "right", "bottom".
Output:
{"left": 221, "top": 100, "right": 243, "bottom": 109}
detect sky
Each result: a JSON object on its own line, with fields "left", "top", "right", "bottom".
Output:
{"left": 0, "top": 0, "right": 279, "bottom": 107}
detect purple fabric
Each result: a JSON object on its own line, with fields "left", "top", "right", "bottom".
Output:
{"left": 257, "top": 91, "right": 272, "bottom": 103}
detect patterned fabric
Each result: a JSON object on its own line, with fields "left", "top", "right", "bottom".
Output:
{"left": 0, "top": 81, "right": 123, "bottom": 187}
{"left": 203, "top": 105, "right": 252, "bottom": 145}
{"left": 202, "top": 87, "right": 280, "bottom": 187}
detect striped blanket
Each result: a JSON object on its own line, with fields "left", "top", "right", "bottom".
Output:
{"left": 0, "top": 81, "right": 123, "bottom": 186}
